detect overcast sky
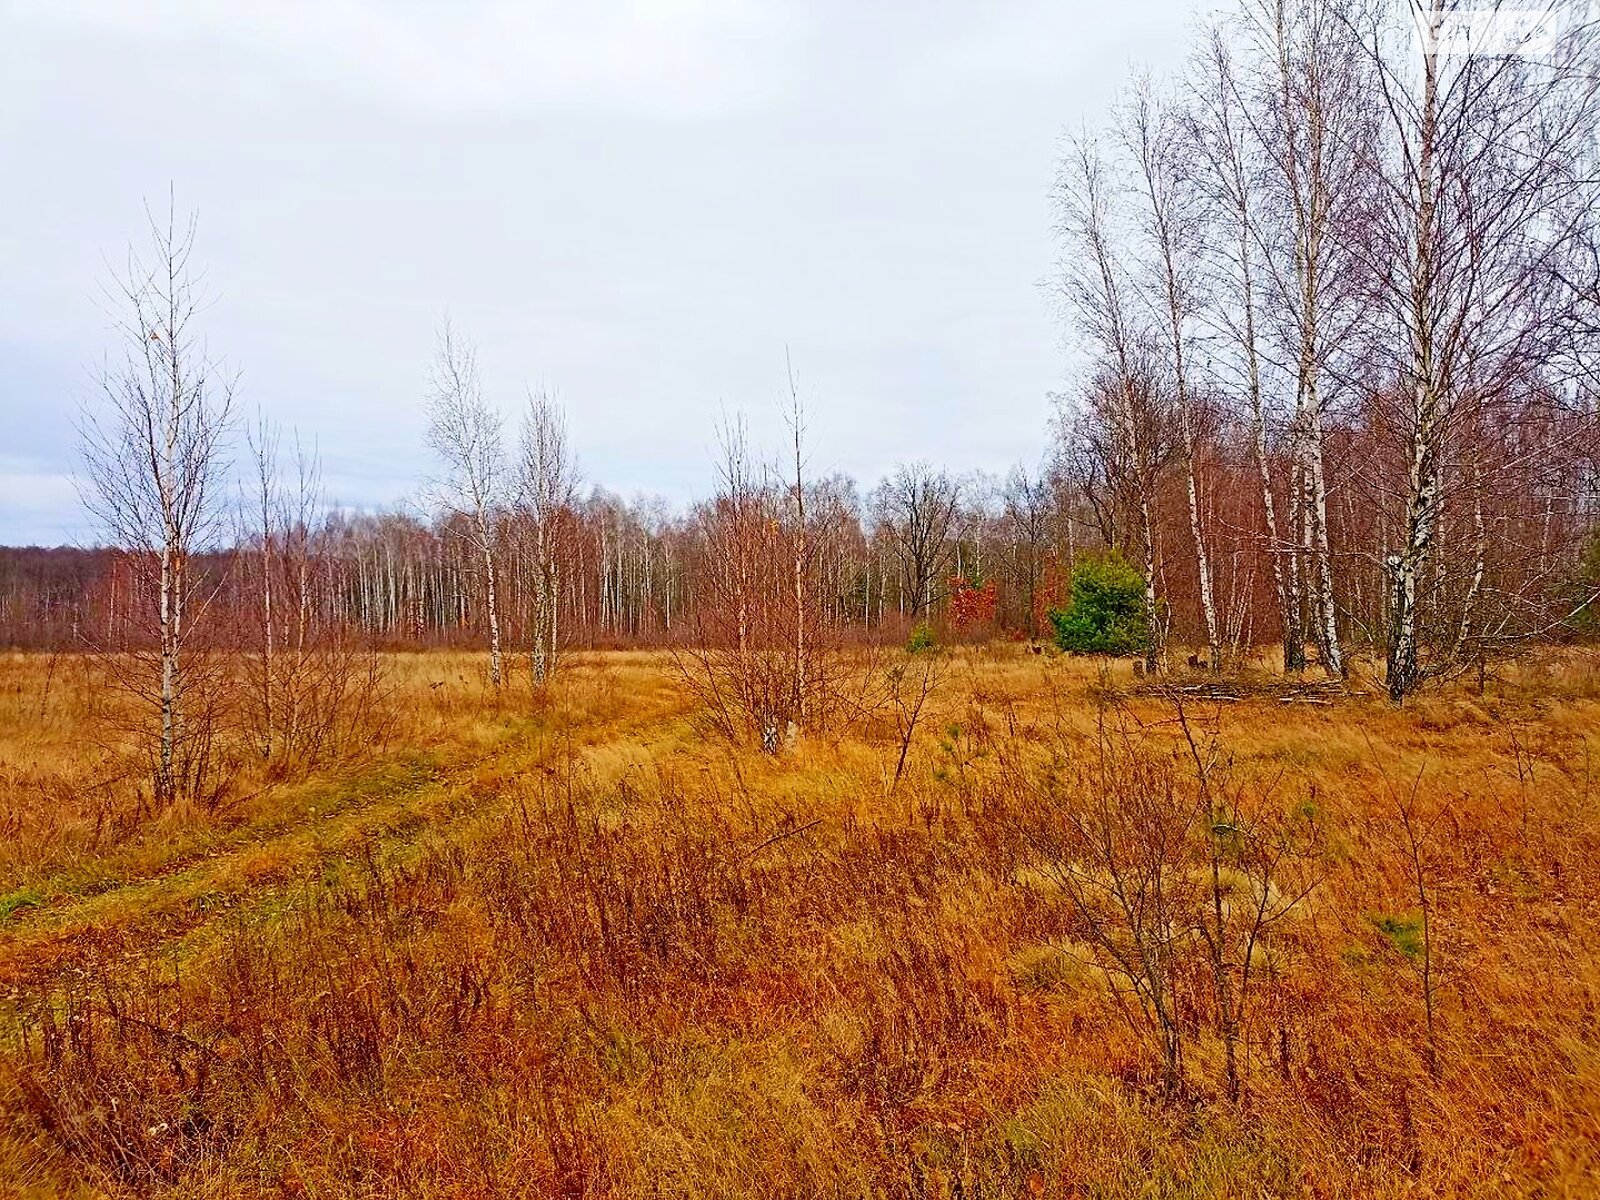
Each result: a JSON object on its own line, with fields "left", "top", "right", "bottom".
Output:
{"left": 0, "top": 0, "right": 1203, "bottom": 546}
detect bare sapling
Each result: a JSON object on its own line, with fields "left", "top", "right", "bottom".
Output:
{"left": 886, "top": 648, "right": 942, "bottom": 792}
{"left": 1022, "top": 704, "right": 1200, "bottom": 1096}
{"left": 426, "top": 322, "right": 507, "bottom": 689}
{"left": 1171, "top": 696, "right": 1321, "bottom": 1100}
{"left": 78, "top": 199, "right": 236, "bottom": 807}
{"left": 1357, "top": 729, "right": 1448, "bottom": 1082}
{"left": 676, "top": 398, "right": 870, "bottom": 752}
{"left": 241, "top": 425, "right": 391, "bottom": 774}
{"left": 517, "top": 388, "right": 578, "bottom": 688}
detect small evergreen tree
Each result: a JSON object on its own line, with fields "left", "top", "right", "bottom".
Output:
{"left": 1563, "top": 529, "right": 1600, "bottom": 639}
{"left": 1049, "top": 552, "right": 1150, "bottom": 656}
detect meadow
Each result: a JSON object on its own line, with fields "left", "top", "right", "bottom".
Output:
{"left": 0, "top": 647, "right": 1596, "bottom": 1198}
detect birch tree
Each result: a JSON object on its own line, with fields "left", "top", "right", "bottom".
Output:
{"left": 1243, "top": 0, "right": 1373, "bottom": 677}
{"left": 1188, "top": 28, "right": 1304, "bottom": 672}
{"left": 785, "top": 359, "right": 810, "bottom": 721}
{"left": 79, "top": 202, "right": 235, "bottom": 804}
{"left": 1055, "top": 134, "right": 1168, "bottom": 673}
{"left": 1354, "top": 0, "right": 1599, "bottom": 699}
{"left": 426, "top": 323, "right": 507, "bottom": 688}
{"left": 245, "top": 414, "right": 281, "bottom": 760}
{"left": 1124, "top": 85, "right": 1224, "bottom": 670}
{"left": 517, "top": 388, "right": 578, "bottom": 686}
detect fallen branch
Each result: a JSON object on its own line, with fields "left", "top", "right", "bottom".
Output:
{"left": 738, "top": 818, "right": 823, "bottom": 863}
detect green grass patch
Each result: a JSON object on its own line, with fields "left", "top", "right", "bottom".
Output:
{"left": 0, "top": 887, "right": 42, "bottom": 923}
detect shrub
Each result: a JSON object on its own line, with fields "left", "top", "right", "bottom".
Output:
{"left": 907, "top": 623, "right": 937, "bottom": 654}
{"left": 947, "top": 575, "right": 999, "bottom": 632}
{"left": 1048, "top": 552, "right": 1149, "bottom": 656}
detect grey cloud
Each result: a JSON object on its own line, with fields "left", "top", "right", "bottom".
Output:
{"left": 0, "top": 0, "right": 1201, "bottom": 544}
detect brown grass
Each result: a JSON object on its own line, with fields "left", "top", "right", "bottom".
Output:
{"left": 0, "top": 646, "right": 1597, "bottom": 1197}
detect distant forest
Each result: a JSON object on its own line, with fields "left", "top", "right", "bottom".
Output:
{"left": 11, "top": 0, "right": 1600, "bottom": 714}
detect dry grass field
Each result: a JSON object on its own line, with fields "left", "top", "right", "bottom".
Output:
{"left": 0, "top": 647, "right": 1597, "bottom": 1198}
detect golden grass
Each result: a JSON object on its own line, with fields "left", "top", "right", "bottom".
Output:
{"left": 0, "top": 646, "right": 1596, "bottom": 1197}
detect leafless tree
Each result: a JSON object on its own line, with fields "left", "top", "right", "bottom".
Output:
{"left": 1054, "top": 132, "right": 1171, "bottom": 672}
{"left": 517, "top": 388, "right": 578, "bottom": 686}
{"left": 78, "top": 201, "right": 236, "bottom": 805}
{"left": 238, "top": 423, "right": 390, "bottom": 773}
{"left": 886, "top": 650, "right": 942, "bottom": 791}
{"left": 1124, "top": 84, "right": 1224, "bottom": 671}
{"left": 1031, "top": 714, "right": 1200, "bottom": 1096}
{"left": 426, "top": 322, "right": 507, "bottom": 688}
{"left": 1187, "top": 27, "right": 1304, "bottom": 672}
{"left": 871, "top": 462, "right": 962, "bottom": 625}
{"left": 785, "top": 355, "right": 811, "bottom": 722}
{"left": 1243, "top": 0, "right": 1375, "bottom": 678}
{"left": 244, "top": 414, "right": 281, "bottom": 759}
{"left": 676, "top": 406, "right": 874, "bottom": 750}
{"left": 1003, "top": 462, "right": 1054, "bottom": 637}
{"left": 1348, "top": 0, "right": 1600, "bottom": 699}
{"left": 675, "top": 416, "right": 789, "bottom": 749}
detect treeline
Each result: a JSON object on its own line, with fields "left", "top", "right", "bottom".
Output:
{"left": 0, "top": 467, "right": 1071, "bottom": 652}
{"left": 18, "top": 0, "right": 1600, "bottom": 804}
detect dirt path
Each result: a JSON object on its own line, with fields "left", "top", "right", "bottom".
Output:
{"left": 0, "top": 669, "right": 694, "bottom": 995}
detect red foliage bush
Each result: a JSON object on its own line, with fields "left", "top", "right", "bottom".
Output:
{"left": 948, "top": 576, "right": 998, "bottom": 631}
